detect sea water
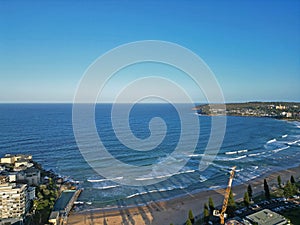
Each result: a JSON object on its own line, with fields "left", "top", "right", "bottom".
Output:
{"left": 0, "top": 104, "right": 299, "bottom": 208}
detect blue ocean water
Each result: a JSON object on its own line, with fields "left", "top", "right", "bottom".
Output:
{"left": 0, "top": 104, "right": 299, "bottom": 208}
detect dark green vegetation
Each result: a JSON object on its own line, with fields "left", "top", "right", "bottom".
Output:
{"left": 243, "top": 192, "right": 250, "bottom": 208}
{"left": 226, "top": 190, "right": 236, "bottom": 218}
{"left": 188, "top": 209, "right": 195, "bottom": 224}
{"left": 247, "top": 184, "right": 253, "bottom": 200}
{"left": 208, "top": 197, "right": 215, "bottom": 215}
{"left": 264, "top": 179, "right": 271, "bottom": 200}
{"left": 28, "top": 178, "right": 58, "bottom": 224}
{"left": 195, "top": 102, "right": 300, "bottom": 120}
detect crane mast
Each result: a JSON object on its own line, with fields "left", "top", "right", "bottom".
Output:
{"left": 213, "top": 166, "right": 236, "bottom": 224}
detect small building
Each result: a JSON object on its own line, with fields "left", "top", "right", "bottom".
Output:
{"left": 49, "top": 190, "right": 81, "bottom": 224}
{"left": 48, "top": 211, "right": 60, "bottom": 225}
{"left": 16, "top": 167, "right": 40, "bottom": 186}
{"left": 286, "top": 112, "right": 292, "bottom": 118}
{"left": 245, "top": 209, "right": 289, "bottom": 225}
{"left": 0, "top": 154, "right": 32, "bottom": 165}
{"left": 0, "top": 154, "right": 16, "bottom": 164}
{"left": 27, "top": 186, "right": 36, "bottom": 200}
{"left": 276, "top": 105, "right": 287, "bottom": 110}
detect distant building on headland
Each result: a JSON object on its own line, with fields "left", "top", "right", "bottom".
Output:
{"left": 276, "top": 104, "right": 287, "bottom": 110}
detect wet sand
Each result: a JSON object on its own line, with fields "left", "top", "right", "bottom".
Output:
{"left": 67, "top": 165, "right": 300, "bottom": 225}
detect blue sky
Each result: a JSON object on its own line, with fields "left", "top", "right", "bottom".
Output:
{"left": 0, "top": 0, "right": 299, "bottom": 103}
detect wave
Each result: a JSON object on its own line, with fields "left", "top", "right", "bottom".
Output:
{"left": 272, "top": 146, "right": 290, "bottom": 153}
{"left": 87, "top": 176, "right": 123, "bottom": 183}
{"left": 95, "top": 185, "right": 120, "bottom": 190}
{"left": 199, "top": 175, "right": 208, "bottom": 182}
{"left": 267, "top": 138, "right": 277, "bottom": 144}
{"left": 188, "top": 154, "right": 203, "bottom": 157}
{"left": 225, "top": 151, "right": 237, "bottom": 155}
{"left": 135, "top": 169, "right": 195, "bottom": 181}
{"left": 238, "top": 149, "right": 248, "bottom": 153}
{"left": 126, "top": 186, "right": 185, "bottom": 199}
{"left": 209, "top": 185, "right": 221, "bottom": 190}
{"left": 287, "top": 139, "right": 300, "bottom": 145}
{"left": 224, "top": 149, "right": 248, "bottom": 155}
{"left": 217, "top": 155, "right": 247, "bottom": 161}
{"left": 282, "top": 134, "right": 288, "bottom": 138}
{"left": 248, "top": 152, "right": 266, "bottom": 157}
{"left": 227, "top": 155, "right": 247, "bottom": 161}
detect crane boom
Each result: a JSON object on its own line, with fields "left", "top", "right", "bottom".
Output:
{"left": 213, "top": 166, "right": 236, "bottom": 224}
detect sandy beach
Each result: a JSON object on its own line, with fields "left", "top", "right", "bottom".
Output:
{"left": 67, "top": 165, "right": 300, "bottom": 225}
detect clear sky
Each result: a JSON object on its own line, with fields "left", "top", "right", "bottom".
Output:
{"left": 0, "top": 0, "right": 299, "bottom": 103}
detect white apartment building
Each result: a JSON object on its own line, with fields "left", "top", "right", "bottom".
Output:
{"left": 0, "top": 182, "right": 27, "bottom": 220}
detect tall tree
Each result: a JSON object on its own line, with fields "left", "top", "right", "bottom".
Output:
{"left": 247, "top": 184, "right": 253, "bottom": 200}
{"left": 203, "top": 203, "right": 210, "bottom": 224}
{"left": 244, "top": 192, "right": 250, "bottom": 208}
{"left": 186, "top": 219, "right": 192, "bottom": 225}
{"left": 226, "top": 190, "right": 236, "bottom": 218}
{"left": 290, "top": 175, "right": 296, "bottom": 184}
{"left": 277, "top": 175, "right": 282, "bottom": 188}
{"left": 208, "top": 197, "right": 215, "bottom": 215}
{"left": 284, "top": 180, "right": 297, "bottom": 198}
{"left": 264, "top": 179, "right": 270, "bottom": 200}
{"left": 188, "top": 209, "right": 194, "bottom": 224}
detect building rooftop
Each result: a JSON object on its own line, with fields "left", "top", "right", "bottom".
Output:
{"left": 246, "top": 209, "right": 288, "bottom": 225}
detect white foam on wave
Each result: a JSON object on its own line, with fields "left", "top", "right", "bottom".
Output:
{"left": 267, "top": 138, "right": 277, "bottom": 144}
{"left": 199, "top": 175, "right": 208, "bottom": 182}
{"left": 217, "top": 155, "right": 247, "bottom": 161}
{"left": 126, "top": 186, "right": 185, "bottom": 199}
{"left": 188, "top": 154, "right": 203, "bottom": 157}
{"left": 282, "top": 134, "right": 288, "bottom": 138}
{"left": 225, "top": 149, "right": 248, "bottom": 155}
{"left": 135, "top": 169, "right": 195, "bottom": 181}
{"left": 225, "top": 151, "right": 237, "bottom": 155}
{"left": 248, "top": 151, "right": 266, "bottom": 157}
{"left": 287, "top": 139, "right": 300, "bottom": 145}
{"left": 87, "top": 176, "right": 123, "bottom": 183}
{"left": 272, "top": 146, "right": 290, "bottom": 153}
{"left": 209, "top": 185, "right": 221, "bottom": 190}
{"left": 95, "top": 185, "right": 120, "bottom": 190}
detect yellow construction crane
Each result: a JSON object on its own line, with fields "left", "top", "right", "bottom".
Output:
{"left": 213, "top": 166, "right": 236, "bottom": 224}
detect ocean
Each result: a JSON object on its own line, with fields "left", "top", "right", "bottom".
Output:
{"left": 0, "top": 104, "right": 299, "bottom": 209}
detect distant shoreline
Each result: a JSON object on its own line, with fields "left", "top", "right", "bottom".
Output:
{"left": 67, "top": 165, "right": 300, "bottom": 225}
{"left": 194, "top": 102, "right": 300, "bottom": 122}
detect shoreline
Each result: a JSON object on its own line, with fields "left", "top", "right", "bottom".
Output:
{"left": 67, "top": 165, "right": 300, "bottom": 225}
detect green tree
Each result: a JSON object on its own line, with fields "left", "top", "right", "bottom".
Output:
{"left": 277, "top": 175, "right": 282, "bottom": 188}
{"left": 226, "top": 190, "right": 236, "bottom": 218}
{"left": 186, "top": 219, "right": 192, "bottom": 225}
{"left": 188, "top": 209, "right": 194, "bottom": 224}
{"left": 244, "top": 192, "right": 250, "bottom": 208}
{"left": 203, "top": 203, "right": 210, "bottom": 224}
{"left": 284, "top": 180, "right": 297, "bottom": 198}
{"left": 247, "top": 184, "right": 253, "bottom": 200}
{"left": 208, "top": 197, "right": 215, "bottom": 215}
{"left": 290, "top": 175, "right": 296, "bottom": 184}
{"left": 264, "top": 179, "right": 270, "bottom": 200}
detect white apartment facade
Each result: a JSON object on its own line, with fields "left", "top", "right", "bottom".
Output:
{"left": 0, "top": 182, "right": 27, "bottom": 219}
